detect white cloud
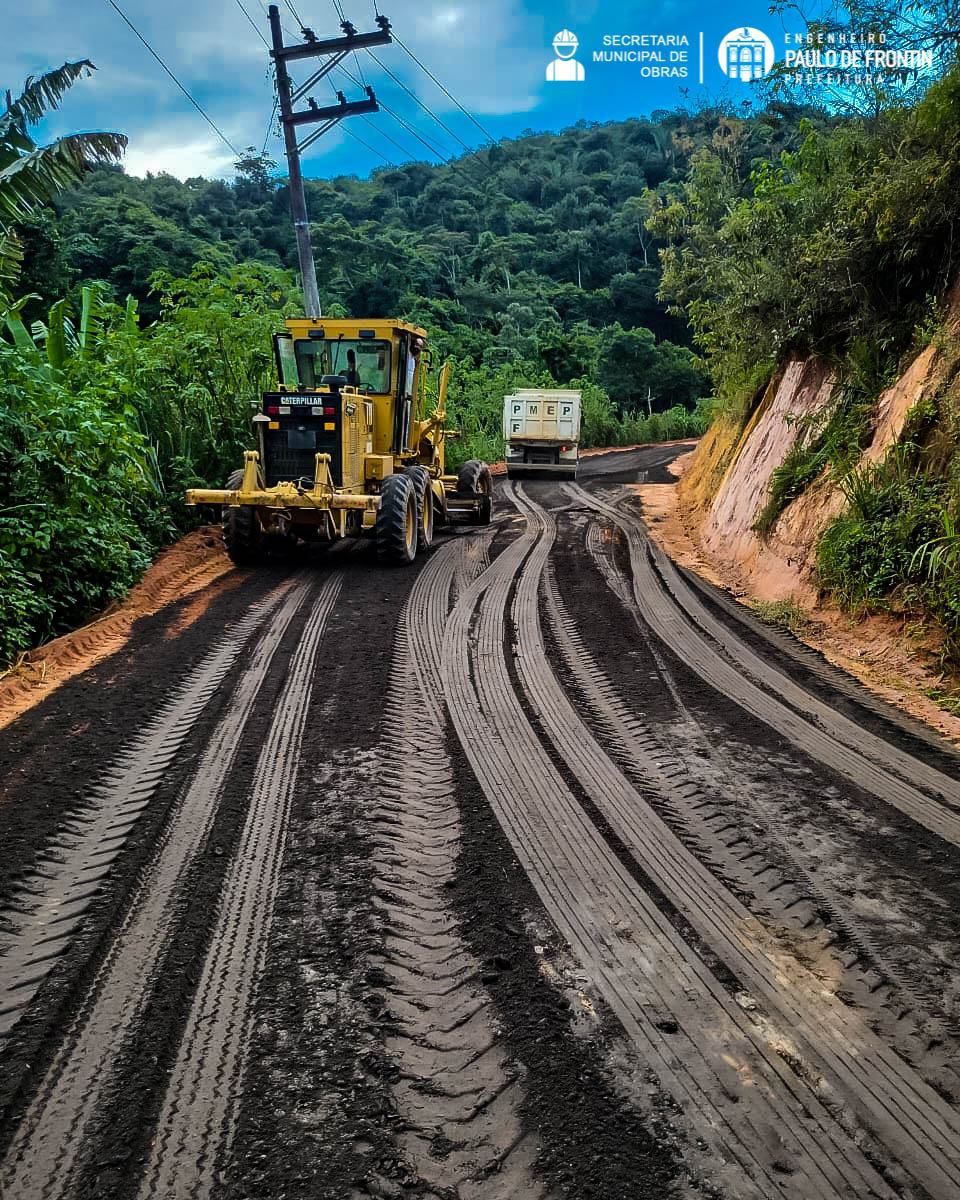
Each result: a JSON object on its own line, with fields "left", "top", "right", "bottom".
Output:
{"left": 122, "top": 131, "right": 237, "bottom": 179}
{"left": 397, "top": 0, "right": 546, "bottom": 115}
{"left": 7, "top": 0, "right": 556, "bottom": 177}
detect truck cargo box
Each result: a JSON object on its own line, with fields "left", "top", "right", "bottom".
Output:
{"left": 503, "top": 389, "right": 581, "bottom": 478}
{"left": 502, "top": 390, "right": 582, "bottom": 442}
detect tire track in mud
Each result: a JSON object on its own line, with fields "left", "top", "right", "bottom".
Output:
{"left": 359, "top": 536, "right": 548, "bottom": 1199}
{"left": 548, "top": 530, "right": 960, "bottom": 1092}
{"left": 442, "top": 483, "right": 887, "bottom": 1200}
{"left": 577, "top": 513, "right": 960, "bottom": 1038}
{"left": 513, "top": 485, "right": 960, "bottom": 1199}
{"left": 677, "top": 560, "right": 960, "bottom": 768}
{"left": 0, "top": 579, "right": 300, "bottom": 1040}
{"left": 138, "top": 574, "right": 343, "bottom": 1200}
{"left": 567, "top": 484, "right": 960, "bottom": 846}
{"left": 0, "top": 576, "right": 325, "bottom": 1200}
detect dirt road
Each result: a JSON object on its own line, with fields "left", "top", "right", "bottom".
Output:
{"left": 2, "top": 445, "right": 960, "bottom": 1200}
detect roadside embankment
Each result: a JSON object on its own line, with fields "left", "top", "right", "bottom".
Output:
{"left": 638, "top": 332, "right": 960, "bottom": 745}
{"left": 0, "top": 529, "right": 231, "bottom": 731}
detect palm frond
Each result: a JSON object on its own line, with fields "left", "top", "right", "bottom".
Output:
{"left": 78, "top": 283, "right": 105, "bottom": 359}
{"left": 0, "top": 132, "right": 127, "bottom": 226}
{"left": 1, "top": 62, "right": 95, "bottom": 136}
{"left": 0, "top": 124, "right": 37, "bottom": 170}
{"left": 3, "top": 294, "right": 42, "bottom": 360}
{"left": 0, "top": 229, "right": 23, "bottom": 300}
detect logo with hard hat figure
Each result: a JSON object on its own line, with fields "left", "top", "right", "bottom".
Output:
{"left": 547, "top": 29, "right": 585, "bottom": 81}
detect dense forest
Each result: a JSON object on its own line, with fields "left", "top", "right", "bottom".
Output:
{"left": 9, "top": 32, "right": 960, "bottom": 669}
{"left": 20, "top": 104, "right": 830, "bottom": 400}
{"left": 1, "top": 83, "right": 828, "bottom": 665}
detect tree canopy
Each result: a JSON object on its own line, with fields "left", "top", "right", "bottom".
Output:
{"left": 0, "top": 61, "right": 126, "bottom": 299}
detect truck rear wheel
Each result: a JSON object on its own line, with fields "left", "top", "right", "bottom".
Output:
{"left": 404, "top": 465, "right": 434, "bottom": 553}
{"left": 377, "top": 472, "right": 418, "bottom": 565}
{"left": 222, "top": 469, "right": 265, "bottom": 566}
{"left": 456, "top": 459, "right": 493, "bottom": 527}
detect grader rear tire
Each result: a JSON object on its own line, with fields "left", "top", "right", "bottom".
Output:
{"left": 222, "top": 469, "right": 265, "bottom": 566}
{"left": 376, "top": 472, "right": 418, "bottom": 565}
{"left": 404, "top": 465, "right": 434, "bottom": 553}
{"left": 456, "top": 459, "right": 493, "bottom": 527}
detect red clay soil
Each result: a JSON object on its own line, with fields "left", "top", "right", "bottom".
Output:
{"left": 637, "top": 455, "right": 960, "bottom": 749}
{"left": 0, "top": 528, "right": 231, "bottom": 731}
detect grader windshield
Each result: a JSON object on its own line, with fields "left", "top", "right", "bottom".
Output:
{"left": 293, "top": 337, "right": 392, "bottom": 392}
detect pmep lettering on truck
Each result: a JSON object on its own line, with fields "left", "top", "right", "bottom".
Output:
{"left": 503, "top": 388, "right": 582, "bottom": 480}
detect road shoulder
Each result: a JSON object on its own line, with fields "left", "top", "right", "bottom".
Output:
{"left": 636, "top": 453, "right": 960, "bottom": 748}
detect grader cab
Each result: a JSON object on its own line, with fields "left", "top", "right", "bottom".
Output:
{"left": 186, "top": 317, "right": 493, "bottom": 565}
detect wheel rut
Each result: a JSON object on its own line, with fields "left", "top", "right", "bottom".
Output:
{"left": 676, "top": 558, "right": 960, "bottom": 770}
{"left": 0, "top": 577, "right": 300, "bottom": 1040}
{"left": 5, "top": 443, "right": 959, "bottom": 1200}
{"left": 442, "top": 482, "right": 892, "bottom": 1199}
{"left": 139, "top": 573, "right": 343, "bottom": 1200}
{"left": 358, "top": 536, "right": 548, "bottom": 1199}
{"left": 547, "top": 530, "right": 960, "bottom": 1094}
{"left": 566, "top": 484, "right": 960, "bottom": 847}
{"left": 513, "top": 484, "right": 960, "bottom": 1199}
{"left": 0, "top": 574, "right": 340, "bottom": 1200}
{"left": 573, "top": 514, "right": 959, "bottom": 1057}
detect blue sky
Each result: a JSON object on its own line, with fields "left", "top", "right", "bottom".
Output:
{"left": 10, "top": 1, "right": 818, "bottom": 180}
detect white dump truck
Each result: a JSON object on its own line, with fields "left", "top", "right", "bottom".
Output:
{"left": 503, "top": 389, "right": 581, "bottom": 478}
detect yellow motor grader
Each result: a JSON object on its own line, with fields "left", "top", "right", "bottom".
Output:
{"left": 186, "top": 317, "right": 493, "bottom": 565}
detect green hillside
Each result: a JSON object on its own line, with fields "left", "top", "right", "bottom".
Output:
{"left": 655, "top": 64, "right": 960, "bottom": 665}
{"left": 0, "top": 90, "right": 821, "bottom": 665}
{"left": 23, "top": 106, "right": 825, "bottom": 384}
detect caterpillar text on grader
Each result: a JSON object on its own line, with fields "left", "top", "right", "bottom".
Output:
{"left": 186, "top": 317, "right": 493, "bottom": 566}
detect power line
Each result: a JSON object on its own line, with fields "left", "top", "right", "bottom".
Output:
{"left": 283, "top": 0, "right": 307, "bottom": 30}
{"left": 105, "top": 0, "right": 241, "bottom": 156}
{"left": 323, "top": 74, "right": 409, "bottom": 165}
{"left": 338, "top": 61, "right": 452, "bottom": 160}
{"left": 329, "top": 32, "right": 492, "bottom": 184}
{"left": 366, "top": 48, "right": 472, "bottom": 153}
{"left": 235, "top": 0, "right": 271, "bottom": 48}
{"left": 262, "top": 7, "right": 484, "bottom": 178}
{"left": 379, "top": 102, "right": 450, "bottom": 161}
{"left": 392, "top": 32, "right": 495, "bottom": 143}
{"left": 342, "top": 122, "right": 396, "bottom": 166}
{"left": 358, "top": 114, "right": 418, "bottom": 163}
{"left": 335, "top": 69, "right": 490, "bottom": 191}
{"left": 261, "top": 97, "right": 279, "bottom": 155}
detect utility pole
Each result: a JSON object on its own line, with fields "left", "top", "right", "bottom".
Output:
{"left": 268, "top": 5, "right": 392, "bottom": 317}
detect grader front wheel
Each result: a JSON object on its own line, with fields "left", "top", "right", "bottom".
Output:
{"left": 222, "top": 469, "right": 265, "bottom": 566}
{"left": 376, "top": 472, "right": 419, "bottom": 565}
{"left": 404, "top": 465, "right": 435, "bottom": 553}
{"left": 456, "top": 459, "right": 493, "bottom": 527}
